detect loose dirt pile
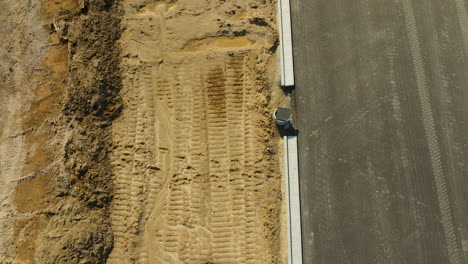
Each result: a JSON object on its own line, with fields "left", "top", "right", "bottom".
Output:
{"left": 0, "top": 0, "right": 285, "bottom": 263}
{"left": 1, "top": 0, "right": 122, "bottom": 262}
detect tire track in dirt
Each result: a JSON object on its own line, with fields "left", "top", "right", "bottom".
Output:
{"left": 205, "top": 55, "right": 260, "bottom": 263}
{"left": 129, "top": 66, "right": 153, "bottom": 244}
{"left": 110, "top": 65, "right": 154, "bottom": 264}
{"left": 185, "top": 64, "right": 210, "bottom": 264}
{"left": 401, "top": 0, "right": 461, "bottom": 263}
{"left": 205, "top": 64, "right": 234, "bottom": 263}
{"left": 134, "top": 65, "right": 165, "bottom": 264}
{"left": 225, "top": 55, "right": 248, "bottom": 264}
{"left": 161, "top": 61, "right": 196, "bottom": 261}
{"left": 110, "top": 80, "right": 137, "bottom": 263}
{"left": 241, "top": 56, "right": 263, "bottom": 264}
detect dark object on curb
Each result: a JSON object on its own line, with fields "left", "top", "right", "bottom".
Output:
{"left": 274, "top": 107, "right": 292, "bottom": 128}
{"left": 274, "top": 107, "right": 296, "bottom": 136}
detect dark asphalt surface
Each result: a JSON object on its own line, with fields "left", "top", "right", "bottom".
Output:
{"left": 291, "top": 0, "right": 468, "bottom": 263}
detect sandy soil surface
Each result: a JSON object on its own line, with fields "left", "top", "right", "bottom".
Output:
{"left": 1, "top": 0, "right": 123, "bottom": 263}
{"left": 0, "top": 0, "right": 285, "bottom": 263}
{"left": 0, "top": 0, "right": 69, "bottom": 262}
{"left": 109, "top": 1, "right": 284, "bottom": 263}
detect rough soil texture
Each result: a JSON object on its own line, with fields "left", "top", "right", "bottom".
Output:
{"left": 0, "top": 0, "right": 284, "bottom": 263}
{"left": 1, "top": 0, "right": 123, "bottom": 263}
{"left": 109, "top": 0, "right": 283, "bottom": 263}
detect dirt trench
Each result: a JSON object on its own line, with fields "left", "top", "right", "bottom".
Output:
{"left": 0, "top": 0, "right": 286, "bottom": 263}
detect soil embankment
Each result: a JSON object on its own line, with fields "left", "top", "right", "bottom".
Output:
{"left": 1, "top": 0, "right": 122, "bottom": 262}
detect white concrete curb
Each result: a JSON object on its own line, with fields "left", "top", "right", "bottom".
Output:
{"left": 284, "top": 136, "right": 303, "bottom": 264}
{"left": 278, "top": 0, "right": 295, "bottom": 87}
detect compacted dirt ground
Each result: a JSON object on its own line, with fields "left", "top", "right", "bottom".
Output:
{"left": 0, "top": 0, "right": 285, "bottom": 263}
{"left": 109, "top": 1, "right": 283, "bottom": 263}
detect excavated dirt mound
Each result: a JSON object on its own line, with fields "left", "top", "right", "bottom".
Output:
{"left": 1, "top": 0, "right": 122, "bottom": 262}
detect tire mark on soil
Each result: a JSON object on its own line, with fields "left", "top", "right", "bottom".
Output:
{"left": 401, "top": 0, "right": 461, "bottom": 263}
